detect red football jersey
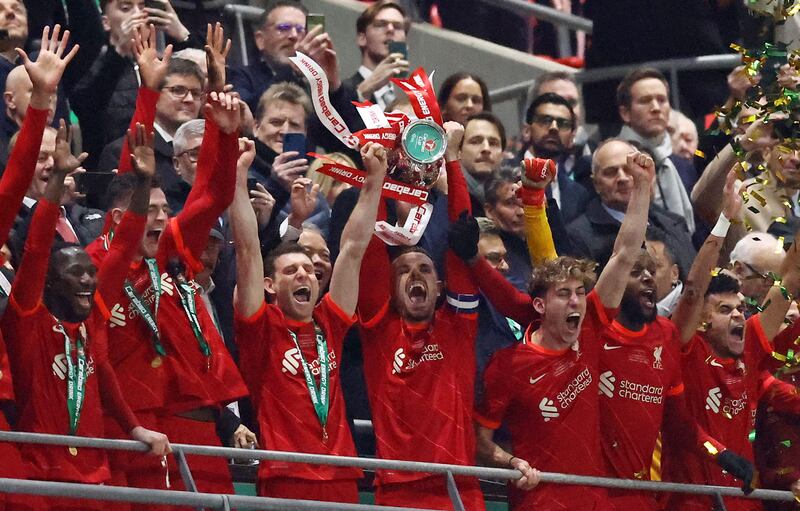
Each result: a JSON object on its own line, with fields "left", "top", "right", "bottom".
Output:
{"left": 235, "top": 294, "right": 361, "bottom": 482}
{"left": 360, "top": 300, "right": 479, "bottom": 486}
{"left": 661, "top": 317, "right": 772, "bottom": 511}
{"left": 87, "top": 238, "right": 247, "bottom": 415}
{"left": 598, "top": 316, "right": 684, "bottom": 508}
{"left": 2, "top": 303, "right": 110, "bottom": 483}
{"left": 476, "top": 290, "right": 615, "bottom": 510}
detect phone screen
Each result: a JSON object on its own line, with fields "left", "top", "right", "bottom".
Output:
{"left": 306, "top": 14, "right": 325, "bottom": 34}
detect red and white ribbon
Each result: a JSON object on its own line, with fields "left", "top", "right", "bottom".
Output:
{"left": 314, "top": 162, "right": 429, "bottom": 206}
{"left": 289, "top": 52, "right": 358, "bottom": 149}
{"left": 353, "top": 100, "right": 391, "bottom": 129}
{"left": 391, "top": 69, "right": 443, "bottom": 125}
{"left": 375, "top": 203, "right": 433, "bottom": 246}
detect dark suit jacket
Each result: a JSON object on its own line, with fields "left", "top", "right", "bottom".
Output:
{"left": 566, "top": 198, "right": 696, "bottom": 273}
{"left": 96, "top": 130, "right": 177, "bottom": 199}
{"left": 9, "top": 201, "right": 105, "bottom": 267}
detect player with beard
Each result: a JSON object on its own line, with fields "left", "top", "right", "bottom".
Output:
{"left": 469, "top": 150, "right": 654, "bottom": 510}
{"left": 85, "top": 88, "right": 247, "bottom": 500}
{"left": 355, "top": 122, "right": 491, "bottom": 509}
{"left": 0, "top": 25, "right": 80, "bottom": 510}
{"left": 659, "top": 171, "right": 800, "bottom": 510}
{"left": 232, "top": 141, "right": 386, "bottom": 502}
{"left": 1, "top": 119, "right": 169, "bottom": 510}
{"left": 458, "top": 167, "right": 755, "bottom": 509}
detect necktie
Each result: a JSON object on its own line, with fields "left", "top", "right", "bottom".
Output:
{"left": 56, "top": 210, "right": 79, "bottom": 244}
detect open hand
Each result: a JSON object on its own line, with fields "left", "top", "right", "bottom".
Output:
{"left": 296, "top": 25, "right": 340, "bottom": 89}
{"left": 205, "top": 22, "right": 231, "bottom": 92}
{"left": 127, "top": 122, "right": 156, "bottom": 180}
{"left": 721, "top": 168, "right": 743, "bottom": 221}
{"left": 53, "top": 119, "right": 87, "bottom": 176}
{"left": 21, "top": 25, "right": 80, "bottom": 108}
{"left": 204, "top": 91, "right": 241, "bottom": 134}
{"left": 134, "top": 23, "right": 173, "bottom": 90}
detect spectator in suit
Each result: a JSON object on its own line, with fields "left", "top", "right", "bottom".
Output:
{"left": 516, "top": 92, "right": 589, "bottom": 224}
{"left": 343, "top": 0, "right": 409, "bottom": 110}
{"left": 566, "top": 138, "right": 696, "bottom": 273}
{"left": 97, "top": 58, "right": 204, "bottom": 199}
{"left": 483, "top": 168, "right": 530, "bottom": 291}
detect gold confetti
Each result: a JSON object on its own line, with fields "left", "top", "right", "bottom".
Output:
{"left": 694, "top": 149, "right": 706, "bottom": 159}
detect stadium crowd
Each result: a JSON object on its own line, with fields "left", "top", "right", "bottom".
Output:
{"left": 0, "top": 0, "right": 800, "bottom": 510}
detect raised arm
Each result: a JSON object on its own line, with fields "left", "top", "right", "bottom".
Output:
{"left": 519, "top": 158, "right": 558, "bottom": 264}
{"left": 594, "top": 151, "right": 654, "bottom": 308}
{"left": 10, "top": 122, "right": 76, "bottom": 312}
{"left": 357, "top": 199, "right": 392, "bottom": 323}
{"left": 329, "top": 142, "right": 387, "bottom": 316}
{"left": 0, "top": 25, "right": 78, "bottom": 245}
{"left": 672, "top": 170, "right": 742, "bottom": 344}
{"left": 117, "top": 24, "right": 172, "bottom": 174}
{"left": 758, "top": 229, "right": 800, "bottom": 342}
{"left": 231, "top": 139, "right": 264, "bottom": 318}
{"left": 157, "top": 92, "right": 239, "bottom": 273}
{"left": 97, "top": 124, "right": 154, "bottom": 307}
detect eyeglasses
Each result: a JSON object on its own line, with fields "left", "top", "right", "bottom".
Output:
{"left": 531, "top": 114, "right": 573, "bottom": 131}
{"left": 176, "top": 147, "right": 201, "bottom": 162}
{"left": 371, "top": 19, "right": 405, "bottom": 31}
{"left": 163, "top": 85, "right": 204, "bottom": 100}
{"left": 742, "top": 261, "right": 773, "bottom": 282}
{"left": 272, "top": 23, "right": 306, "bottom": 35}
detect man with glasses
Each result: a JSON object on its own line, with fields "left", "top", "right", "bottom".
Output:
{"left": 343, "top": 0, "right": 410, "bottom": 110}
{"left": 617, "top": 68, "right": 697, "bottom": 234}
{"left": 728, "top": 233, "right": 785, "bottom": 315}
{"left": 98, "top": 58, "right": 205, "bottom": 199}
{"left": 518, "top": 92, "right": 589, "bottom": 224}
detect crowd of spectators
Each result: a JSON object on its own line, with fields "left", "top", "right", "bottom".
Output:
{"left": 1, "top": 0, "right": 800, "bottom": 510}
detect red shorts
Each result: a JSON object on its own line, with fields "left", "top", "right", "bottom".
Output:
{"left": 159, "top": 414, "right": 233, "bottom": 496}
{"left": 376, "top": 475, "right": 486, "bottom": 511}
{"left": 258, "top": 477, "right": 359, "bottom": 503}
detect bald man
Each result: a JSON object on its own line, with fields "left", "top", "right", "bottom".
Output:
{"left": 729, "top": 232, "right": 786, "bottom": 313}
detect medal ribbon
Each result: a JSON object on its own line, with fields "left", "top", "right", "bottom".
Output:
{"left": 288, "top": 323, "right": 330, "bottom": 436}
{"left": 54, "top": 321, "right": 87, "bottom": 435}
{"left": 174, "top": 275, "right": 211, "bottom": 358}
{"left": 123, "top": 258, "right": 166, "bottom": 356}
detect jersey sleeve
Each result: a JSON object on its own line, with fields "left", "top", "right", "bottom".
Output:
{"left": 0, "top": 107, "right": 49, "bottom": 247}
{"left": 474, "top": 349, "right": 515, "bottom": 430}
{"left": 443, "top": 160, "right": 479, "bottom": 310}
{"left": 745, "top": 315, "right": 780, "bottom": 367}
{"left": 157, "top": 117, "right": 237, "bottom": 274}
{"left": 759, "top": 372, "right": 800, "bottom": 414}
{"left": 522, "top": 202, "right": 557, "bottom": 265}
{"left": 96, "top": 210, "right": 146, "bottom": 312}
{"left": 357, "top": 200, "right": 392, "bottom": 325}
{"left": 116, "top": 87, "right": 159, "bottom": 174}
{"left": 9, "top": 199, "right": 60, "bottom": 313}
{"left": 470, "top": 257, "right": 539, "bottom": 325}
{"left": 319, "top": 293, "right": 357, "bottom": 351}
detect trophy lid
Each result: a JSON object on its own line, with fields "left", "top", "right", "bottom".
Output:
{"left": 401, "top": 120, "right": 447, "bottom": 164}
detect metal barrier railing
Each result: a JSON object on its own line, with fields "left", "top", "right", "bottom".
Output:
{"left": 0, "top": 430, "right": 798, "bottom": 511}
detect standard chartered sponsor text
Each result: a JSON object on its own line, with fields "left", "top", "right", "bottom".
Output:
{"left": 619, "top": 379, "right": 663, "bottom": 404}
{"left": 556, "top": 367, "right": 592, "bottom": 409}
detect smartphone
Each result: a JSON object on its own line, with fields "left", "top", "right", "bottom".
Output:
{"left": 388, "top": 41, "right": 408, "bottom": 78}
{"left": 247, "top": 178, "right": 260, "bottom": 192}
{"left": 145, "top": 0, "right": 168, "bottom": 10}
{"left": 282, "top": 133, "right": 307, "bottom": 160}
{"left": 306, "top": 13, "right": 325, "bottom": 34}
{"left": 75, "top": 172, "right": 115, "bottom": 197}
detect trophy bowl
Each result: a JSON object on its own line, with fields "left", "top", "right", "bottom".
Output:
{"left": 387, "top": 119, "right": 448, "bottom": 189}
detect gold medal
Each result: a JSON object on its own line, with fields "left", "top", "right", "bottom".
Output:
{"left": 68, "top": 447, "right": 78, "bottom": 456}
{"left": 151, "top": 356, "right": 162, "bottom": 368}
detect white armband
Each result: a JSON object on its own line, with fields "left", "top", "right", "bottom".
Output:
{"left": 710, "top": 213, "right": 731, "bottom": 238}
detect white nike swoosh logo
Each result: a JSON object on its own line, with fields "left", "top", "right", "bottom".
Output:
{"left": 529, "top": 374, "right": 546, "bottom": 385}
{"left": 603, "top": 344, "right": 622, "bottom": 350}
{"left": 709, "top": 360, "right": 723, "bottom": 368}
